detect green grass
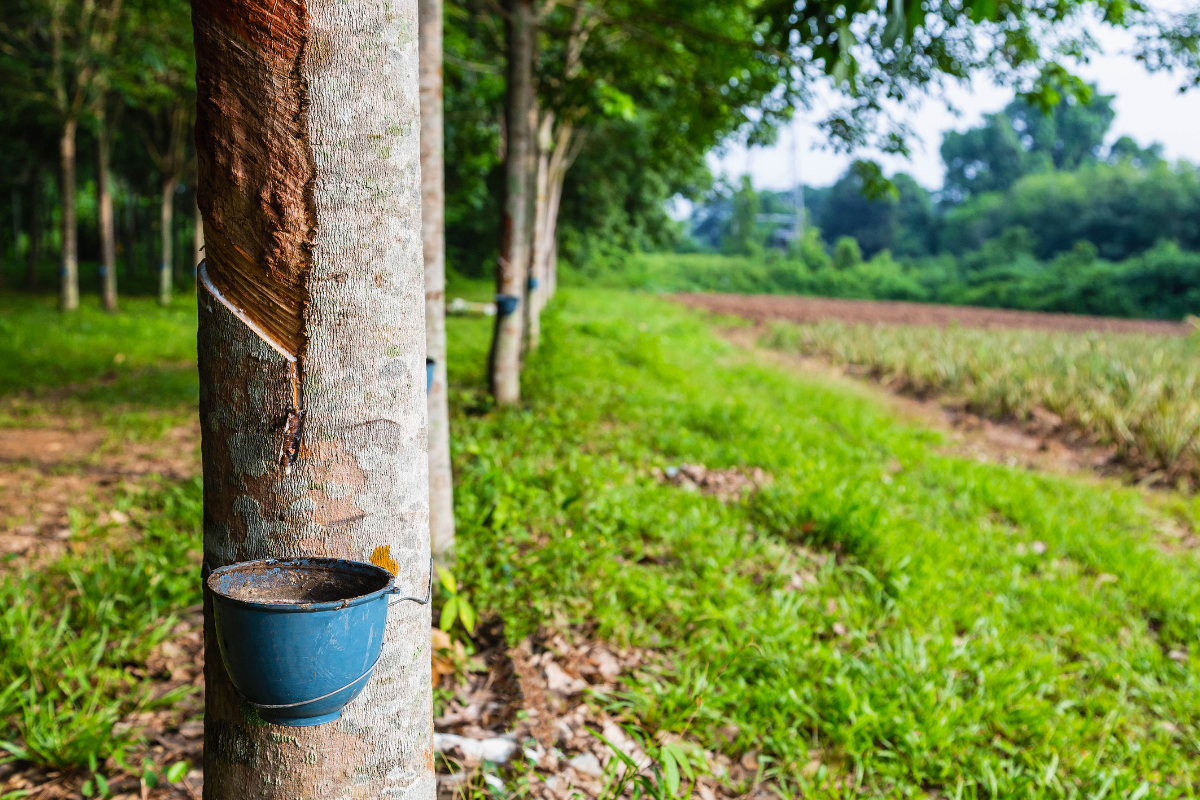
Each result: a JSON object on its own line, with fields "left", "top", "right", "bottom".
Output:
{"left": 451, "top": 292, "right": 1200, "bottom": 796}
{"left": 0, "top": 294, "right": 199, "bottom": 433}
{"left": 0, "top": 480, "right": 202, "bottom": 771}
{"left": 3, "top": 287, "right": 1200, "bottom": 797}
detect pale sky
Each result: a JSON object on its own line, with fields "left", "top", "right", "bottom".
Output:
{"left": 708, "top": 15, "right": 1200, "bottom": 191}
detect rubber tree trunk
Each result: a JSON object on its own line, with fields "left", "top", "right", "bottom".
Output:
{"left": 60, "top": 118, "right": 79, "bottom": 311}
{"left": 97, "top": 119, "right": 118, "bottom": 312}
{"left": 123, "top": 181, "right": 137, "bottom": 280}
{"left": 490, "top": 0, "right": 535, "bottom": 405}
{"left": 159, "top": 174, "right": 176, "bottom": 305}
{"left": 25, "top": 173, "right": 40, "bottom": 290}
{"left": 526, "top": 111, "right": 551, "bottom": 352}
{"left": 192, "top": 0, "right": 434, "bottom": 796}
{"left": 420, "top": 0, "right": 455, "bottom": 562}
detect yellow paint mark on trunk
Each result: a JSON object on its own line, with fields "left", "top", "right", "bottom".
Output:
{"left": 370, "top": 545, "right": 398, "bottom": 575}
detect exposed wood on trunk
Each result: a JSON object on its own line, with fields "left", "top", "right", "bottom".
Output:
{"left": 194, "top": 0, "right": 433, "bottom": 796}
{"left": 97, "top": 107, "right": 118, "bottom": 311}
{"left": 193, "top": 0, "right": 314, "bottom": 356}
{"left": 491, "top": 0, "right": 535, "bottom": 405}
{"left": 420, "top": 0, "right": 455, "bottom": 561}
{"left": 59, "top": 118, "right": 79, "bottom": 311}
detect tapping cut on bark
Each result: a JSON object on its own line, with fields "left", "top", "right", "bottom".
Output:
{"left": 193, "top": 0, "right": 316, "bottom": 358}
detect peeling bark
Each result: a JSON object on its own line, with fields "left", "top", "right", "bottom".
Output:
{"left": 59, "top": 118, "right": 78, "bottom": 311}
{"left": 419, "top": 0, "right": 454, "bottom": 562}
{"left": 194, "top": 0, "right": 433, "bottom": 796}
{"left": 490, "top": 0, "right": 535, "bottom": 405}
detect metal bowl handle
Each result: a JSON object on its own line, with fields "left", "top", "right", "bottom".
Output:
{"left": 389, "top": 558, "right": 434, "bottom": 607}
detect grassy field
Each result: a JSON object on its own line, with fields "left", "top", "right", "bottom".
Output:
{"left": 2, "top": 288, "right": 1200, "bottom": 797}
{"left": 764, "top": 320, "right": 1200, "bottom": 488}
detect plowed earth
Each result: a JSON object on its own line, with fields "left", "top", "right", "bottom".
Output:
{"left": 673, "top": 293, "right": 1192, "bottom": 336}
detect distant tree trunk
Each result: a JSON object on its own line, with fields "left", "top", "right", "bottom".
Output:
{"left": 192, "top": 197, "right": 203, "bottom": 289}
{"left": 123, "top": 181, "right": 137, "bottom": 280}
{"left": 526, "top": 110, "right": 552, "bottom": 352}
{"left": 60, "top": 117, "right": 79, "bottom": 311}
{"left": 490, "top": 0, "right": 535, "bottom": 404}
{"left": 529, "top": 120, "right": 578, "bottom": 313}
{"left": 97, "top": 113, "right": 118, "bottom": 311}
{"left": 26, "top": 172, "right": 41, "bottom": 290}
{"left": 420, "top": 0, "right": 455, "bottom": 562}
{"left": 159, "top": 174, "right": 176, "bottom": 305}
{"left": 193, "top": 0, "right": 433, "bottom": 796}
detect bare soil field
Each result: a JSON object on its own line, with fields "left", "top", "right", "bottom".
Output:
{"left": 674, "top": 293, "right": 1193, "bottom": 335}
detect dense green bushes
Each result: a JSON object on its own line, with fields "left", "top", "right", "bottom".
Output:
{"left": 596, "top": 233, "right": 1200, "bottom": 321}
{"left": 941, "top": 161, "right": 1200, "bottom": 260}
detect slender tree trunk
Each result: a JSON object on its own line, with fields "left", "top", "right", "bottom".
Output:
{"left": 159, "top": 174, "right": 176, "bottom": 305}
{"left": 97, "top": 118, "right": 118, "bottom": 311}
{"left": 60, "top": 117, "right": 79, "bottom": 311}
{"left": 26, "top": 173, "right": 40, "bottom": 290}
{"left": 123, "top": 181, "right": 136, "bottom": 280}
{"left": 526, "top": 111, "right": 552, "bottom": 352}
{"left": 10, "top": 188, "right": 18, "bottom": 262}
{"left": 490, "top": 0, "right": 535, "bottom": 404}
{"left": 193, "top": 0, "right": 433, "bottom": 796}
{"left": 7, "top": 188, "right": 19, "bottom": 289}
{"left": 193, "top": 197, "right": 204, "bottom": 290}
{"left": 420, "top": 0, "right": 455, "bottom": 562}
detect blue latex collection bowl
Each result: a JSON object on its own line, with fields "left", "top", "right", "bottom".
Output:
{"left": 495, "top": 293, "right": 519, "bottom": 317}
{"left": 207, "top": 558, "right": 398, "bottom": 726}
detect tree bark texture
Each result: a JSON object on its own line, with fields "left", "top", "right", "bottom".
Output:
{"left": 60, "top": 118, "right": 79, "bottom": 311}
{"left": 160, "top": 175, "right": 176, "bottom": 304}
{"left": 97, "top": 117, "right": 118, "bottom": 311}
{"left": 419, "top": 0, "right": 454, "bottom": 562}
{"left": 490, "top": 0, "right": 535, "bottom": 405}
{"left": 192, "top": 0, "right": 433, "bottom": 796}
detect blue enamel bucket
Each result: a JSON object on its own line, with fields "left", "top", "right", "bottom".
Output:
{"left": 495, "top": 293, "right": 519, "bottom": 316}
{"left": 207, "top": 557, "right": 431, "bottom": 727}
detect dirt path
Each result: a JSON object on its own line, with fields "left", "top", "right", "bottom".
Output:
{"left": 675, "top": 293, "right": 1192, "bottom": 336}
{"left": 0, "top": 419, "right": 200, "bottom": 572}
